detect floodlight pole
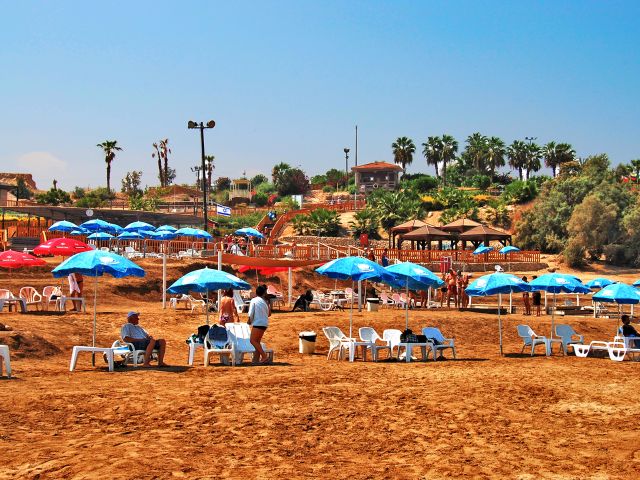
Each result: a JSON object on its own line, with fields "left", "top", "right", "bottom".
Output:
{"left": 188, "top": 120, "right": 216, "bottom": 231}
{"left": 344, "top": 148, "right": 350, "bottom": 192}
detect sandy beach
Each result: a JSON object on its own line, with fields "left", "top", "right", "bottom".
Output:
{"left": 1, "top": 258, "right": 640, "bottom": 479}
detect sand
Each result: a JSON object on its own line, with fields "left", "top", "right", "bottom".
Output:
{"left": 1, "top": 258, "right": 640, "bottom": 479}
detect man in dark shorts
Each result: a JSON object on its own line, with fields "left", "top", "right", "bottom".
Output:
{"left": 531, "top": 275, "right": 542, "bottom": 316}
{"left": 121, "top": 311, "right": 168, "bottom": 366}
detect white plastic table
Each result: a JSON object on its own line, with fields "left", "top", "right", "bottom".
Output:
{"left": 57, "top": 297, "right": 86, "bottom": 313}
{"left": 70, "top": 346, "right": 116, "bottom": 372}
{"left": 397, "top": 342, "right": 434, "bottom": 362}
{"left": 0, "top": 298, "right": 27, "bottom": 313}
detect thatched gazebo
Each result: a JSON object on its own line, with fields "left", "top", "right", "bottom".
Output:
{"left": 458, "top": 225, "right": 512, "bottom": 249}
{"left": 440, "top": 218, "right": 482, "bottom": 234}
{"left": 400, "top": 224, "right": 454, "bottom": 250}
{"left": 389, "top": 219, "right": 428, "bottom": 248}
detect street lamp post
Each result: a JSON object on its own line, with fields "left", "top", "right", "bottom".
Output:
{"left": 344, "top": 148, "right": 350, "bottom": 192}
{"left": 188, "top": 120, "right": 215, "bottom": 231}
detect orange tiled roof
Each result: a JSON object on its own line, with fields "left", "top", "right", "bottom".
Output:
{"left": 351, "top": 161, "right": 403, "bottom": 172}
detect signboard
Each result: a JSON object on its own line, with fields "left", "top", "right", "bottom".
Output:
{"left": 216, "top": 204, "right": 231, "bottom": 217}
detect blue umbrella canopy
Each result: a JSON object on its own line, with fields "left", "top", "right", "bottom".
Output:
{"left": 500, "top": 246, "right": 521, "bottom": 254}
{"left": 465, "top": 272, "right": 531, "bottom": 355}
{"left": 156, "top": 225, "right": 177, "bottom": 232}
{"left": 473, "top": 244, "right": 494, "bottom": 255}
{"left": 528, "top": 273, "right": 590, "bottom": 294}
{"left": 168, "top": 267, "right": 250, "bottom": 294}
{"left": 108, "top": 223, "right": 124, "bottom": 234}
{"left": 117, "top": 231, "right": 144, "bottom": 240}
{"left": 80, "top": 219, "right": 114, "bottom": 232}
{"left": 69, "top": 228, "right": 89, "bottom": 236}
{"left": 632, "top": 279, "right": 640, "bottom": 288}
{"left": 49, "top": 220, "right": 78, "bottom": 233}
{"left": 87, "top": 232, "right": 114, "bottom": 240}
{"left": 592, "top": 283, "right": 640, "bottom": 304}
{"left": 385, "top": 262, "right": 444, "bottom": 330}
{"left": 51, "top": 250, "right": 145, "bottom": 352}
{"left": 175, "top": 227, "right": 213, "bottom": 240}
{"left": 235, "top": 227, "right": 265, "bottom": 239}
{"left": 141, "top": 230, "right": 177, "bottom": 240}
{"left": 465, "top": 272, "right": 531, "bottom": 297}
{"left": 316, "top": 256, "right": 396, "bottom": 282}
{"left": 585, "top": 278, "right": 614, "bottom": 289}
{"left": 316, "top": 256, "right": 397, "bottom": 337}
{"left": 124, "top": 221, "right": 155, "bottom": 232}
{"left": 52, "top": 250, "right": 145, "bottom": 279}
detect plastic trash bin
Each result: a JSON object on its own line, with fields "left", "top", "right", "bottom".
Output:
{"left": 299, "top": 331, "right": 317, "bottom": 354}
{"left": 366, "top": 298, "right": 380, "bottom": 312}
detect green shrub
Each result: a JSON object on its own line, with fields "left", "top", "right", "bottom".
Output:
{"left": 322, "top": 185, "right": 333, "bottom": 193}
{"left": 252, "top": 192, "right": 269, "bottom": 207}
{"left": 501, "top": 180, "right": 538, "bottom": 205}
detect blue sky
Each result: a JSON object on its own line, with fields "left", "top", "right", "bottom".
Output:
{"left": 1, "top": 1, "right": 638, "bottom": 190}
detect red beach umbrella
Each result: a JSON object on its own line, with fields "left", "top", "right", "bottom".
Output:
{"left": 0, "top": 250, "right": 46, "bottom": 269}
{"left": 33, "top": 238, "right": 93, "bottom": 257}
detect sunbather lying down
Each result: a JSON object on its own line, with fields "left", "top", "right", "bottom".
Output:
{"left": 121, "top": 311, "right": 168, "bottom": 367}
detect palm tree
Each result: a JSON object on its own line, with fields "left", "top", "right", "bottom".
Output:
{"left": 440, "top": 134, "right": 458, "bottom": 186}
{"left": 464, "top": 132, "right": 488, "bottom": 172}
{"left": 152, "top": 142, "right": 163, "bottom": 186}
{"left": 507, "top": 140, "right": 527, "bottom": 180}
{"left": 631, "top": 159, "right": 640, "bottom": 184}
{"left": 97, "top": 140, "right": 122, "bottom": 193}
{"left": 486, "top": 136, "right": 505, "bottom": 181}
{"left": 422, "top": 136, "right": 441, "bottom": 179}
{"left": 543, "top": 141, "right": 575, "bottom": 177}
{"left": 524, "top": 142, "right": 542, "bottom": 180}
{"left": 391, "top": 137, "right": 416, "bottom": 173}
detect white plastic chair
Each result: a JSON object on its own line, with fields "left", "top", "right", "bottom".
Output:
{"left": 19, "top": 287, "right": 42, "bottom": 311}
{"left": 111, "top": 340, "right": 158, "bottom": 366}
{"left": 267, "top": 285, "right": 284, "bottom": 309}
{"left": 233, "top": 290, "right": 250, "bottom": 313}
{"left": 517, "top": 325, "right": 559, "bottom": 356}
{"left": 322, "top": 326, "right": 355, "bottom": 360}
{"left": 226, "top": 322, "right": 273, "bottom": 365}
{"left": 203, "top": 326, "right": 233, "bottom": 366}
{"left": 359, "top": 327, "right": 392, "bottom": 361}
{"left": 422, "top": 327, "right": 457, "bottom": 360}
{"left": 554, "top": 324, "right": 584, "bottom": 355}
{"left": 382, "top": 329, "right": 403, "bottom": 357}
{"left": 392, "top": 293, "right": 406, "bottom": 309}
{"left": 42, "top": 286, "right": 62, "bottom": 311}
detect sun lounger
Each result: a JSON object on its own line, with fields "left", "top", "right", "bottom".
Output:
{"left": 233, "top": 290, "right": 250, "bottom": 314}
{"left": 0, "top": 345, "right": 11, "bottom": 378}
{"left": 607, "top": 336, "right": 640, "bottom": 362}
{"left": 226, "top": 323, "right": 273, "bottom": 365}
{"left": 573, "top": 341, "right": 612, "bottom": 358}
{"left": 110, "top": 340, "right": 158, "bottom": 367}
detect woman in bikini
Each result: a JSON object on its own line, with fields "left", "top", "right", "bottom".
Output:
{"left": 218, "top": 288, "right": 239, "bottom": 326}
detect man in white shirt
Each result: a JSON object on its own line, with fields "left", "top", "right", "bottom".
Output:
{"left": 248, "top": 285, "right": 271, "bottom": 363}
{"left": 121, "top": 311, "right": 168, "bottom": 367}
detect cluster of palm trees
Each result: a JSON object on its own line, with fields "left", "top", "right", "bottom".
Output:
{"left": 391, "top": 133, "right": 576, "bottom": 184}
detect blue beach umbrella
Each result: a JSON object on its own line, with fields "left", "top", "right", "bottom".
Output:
{"left": 385, "top": 262, "right": 444, "bottom": 329}
{"left": 593, "top": 283, "right": 640, "bottom": 332}
{"left": 500, "top": 246, "right": 521, "bottom": 254}
{"left": 124, "top": 221, "right": 155, "bottom": 233}
{"left": 156, "top": 225, "right": 177, "bottom": 233}
{"left": 87, "top": 232, "right": 114, "bottom": 240}
{"left": 52, "top": 250, "right": 145, "bottom": 359}
{"left": 529, "top": 273, "right": 591, "bottom": 339}
{"left": 175, "top": 227, "right": 213, "bottom": 240}
{"left": 316, "top": 256, "right": 397, "bottom": 337}
{"left": 168, "top": 267, "right": 250, "bottom": 324}
{"left": 473, "top": 244, "right": 494, "bottom": 255}
{"left": 585, "top": 278, "right": 614, "bottom": 289}
{"left": 80, "top": 219, "right": 113, "bottom": 232}
{"left": 235, "top": 227, "right": 265, "bottom": 239}
{"left": 632, "top": 279, "right": 640, "bottom": 288}
{"left": 108, "top": 223, "right": 123, "bottom": 235}
{"left": 466, "top": 272, "right": 532, "bottom": 355}
{"left": 117, "top": 231, "right": 144, "bottom": 241}
{"left": 69, "top": 228, "right": 89, "bottom": 236}
{"left": 49, "top": 220, "right": 78, "bottom": 234}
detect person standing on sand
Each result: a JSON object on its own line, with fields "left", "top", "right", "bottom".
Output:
{"left": 121, "top": 312, "right": 168, "bottom": 367}
{"left": 446, "top": 269, "right": 457, "bottom": 308}
{"left": 381, "top": 248, "right": 389, "bottom": 267}
{"left": 531, "top": 275, "right": 542, "bottom": 316}
{"left": 68, "top": 272, "right": 83, "bottom": 312}
{"left": 248, "top": 285, "right": 271, "bottom": 363}
{"left": 218, "top": 288, "right": 239, "bottom": 326}
{"left": 522, "top": 276, "right": 531, "bottom": 315}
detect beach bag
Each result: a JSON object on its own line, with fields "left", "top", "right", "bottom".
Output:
{"left": 416, "top": 334, "right": 428, "bottom": 343}
{"left": 197, "top": 324, "right": 210, "bottom": 342}
{"left": 207, "top": 325, "right": 229, "bottom": 348}
{"left": 401, "top": 329, "right": 418, "bottom": 343}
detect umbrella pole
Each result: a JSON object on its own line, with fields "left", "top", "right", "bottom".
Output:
{"left": 551, "top": 293, "right": 556, "bottom": 340}
{"left": 349, "top": 280, "right": 354, "bottom": 339}
{"left": 405, "top": 279, "right": 409, "bottom": 331}
{"left": 498, "top": 293, "right": 503, "bottom": 356}
{"left": 162, "top": 253, "right": 167, "bottom": 309}
{"left": 206, "top": 291, "right": 210, "bottom": 325}
{"left": 92, "top": 272, "right": 98, "bottom": 366}
{"left": 509, "top": 292, "right": 512, "bottom": 314}
{"left": 288, "top": 267, "right": 292, "bottom": 307}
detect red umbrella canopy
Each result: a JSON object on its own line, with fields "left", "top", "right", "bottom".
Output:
{"left": 0, "top": 250, "right": 47, "bottom": 269}
{"left": 33, "top": 238, "right": 93, "bottom": 257}
{"left": 237, "top": 265, "right": 290, "bottom": 276}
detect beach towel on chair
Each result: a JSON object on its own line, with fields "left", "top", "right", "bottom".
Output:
{"left": 208, "top": 325, "right": 229, "bottom": 348}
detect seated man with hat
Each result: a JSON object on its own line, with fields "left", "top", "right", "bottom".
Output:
{"left": 121, "top": 311, "right": 168, "bottom": 367}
